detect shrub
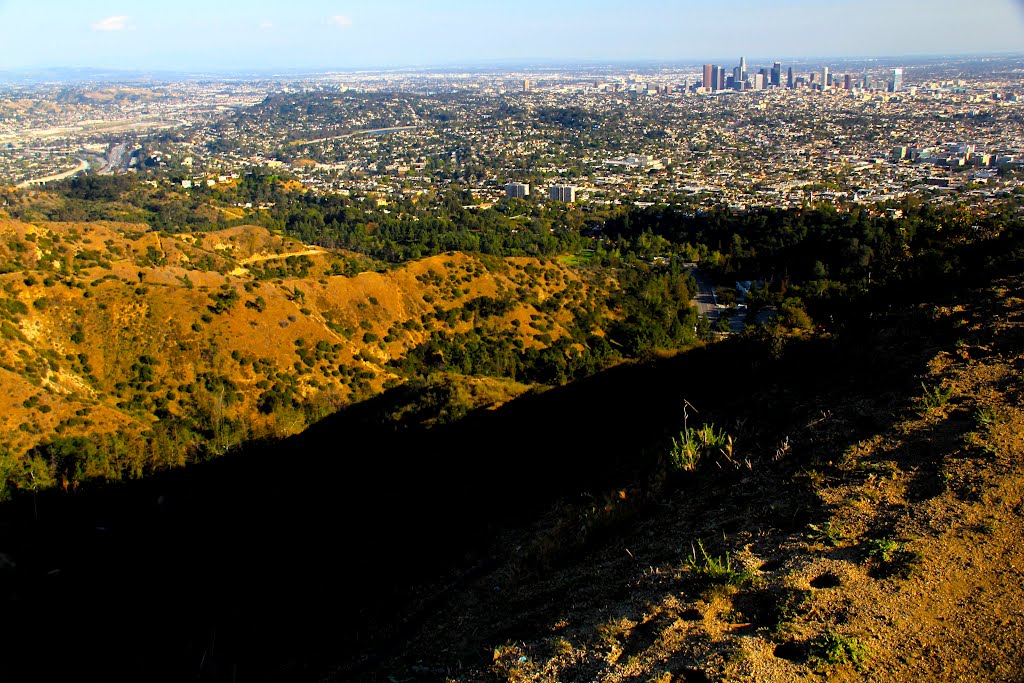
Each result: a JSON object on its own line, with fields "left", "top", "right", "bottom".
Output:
{"left": 864, "top": 537, "right": 921, "bottom": 579}
{"left": 687, "top": 539, "right": 751, "bottom": 587}
{"left": 809, "top": 630, "right": 869, "bottom": 668}
{"left": 668, "top": 423, "right": 730, "bottom": 472}
{"left": 919, "top": 381, "right": 953, "bottom": 412}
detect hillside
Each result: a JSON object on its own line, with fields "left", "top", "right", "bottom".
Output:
{"left": 0, "top": 244, "right": 1022, "bottom": 681}
{"left": 362, "top": 271, "right": 1024, "bottom": 683}
{"left": 0, "top": 218, "right": 623, "bottom": 492}
{"left": 2, "top": 181, "right": 1024, "bottom": 681}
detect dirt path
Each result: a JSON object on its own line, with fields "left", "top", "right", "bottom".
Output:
{"left": 237, "top": 248, "right": 327, "bottom": 265}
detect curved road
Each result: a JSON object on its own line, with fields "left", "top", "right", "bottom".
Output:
{"left": 16, "top": 158, "right": 91, "bottom": 188}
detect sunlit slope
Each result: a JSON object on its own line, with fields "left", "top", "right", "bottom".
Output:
{"left": 0, "top": 219, "right": 602, "bottom": 467}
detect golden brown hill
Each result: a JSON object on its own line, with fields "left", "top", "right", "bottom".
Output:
{"left": 0, "top": 219, "right": 606, "bottom": 479}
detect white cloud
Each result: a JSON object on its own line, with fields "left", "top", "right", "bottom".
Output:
{"left": 327, "top": 15, "right": 353, "bottom": 28}
{"left": 259, "top": 20, "right": 274, "bottom": 30}
{"left": 91, "top": 15, "right": 130, "bottom": 32}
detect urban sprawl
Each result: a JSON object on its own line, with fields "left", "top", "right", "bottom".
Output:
{"left": 2, "top": 55, "right": 1023, "bottom": 212}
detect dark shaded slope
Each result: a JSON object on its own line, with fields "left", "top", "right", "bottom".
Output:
{"left": 0, "top": 260, "right": 976, "bottom": 682}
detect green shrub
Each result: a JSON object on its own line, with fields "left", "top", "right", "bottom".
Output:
{"left": 668, "top": 423, "right": 729, "bottom": 472}
{"left": 810, "top": 630, "right": 869, "bottom": 668}
{"left": 864, "top": 537, "right": 921, "bottom": 578}
{"left": 919, "top": 381, "right": 953, "bottom": 412}
{"left": 687, "top": 539, "right": 751, "bottom": 587}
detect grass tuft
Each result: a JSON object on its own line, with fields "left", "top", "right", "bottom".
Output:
{"left": 919, "top": 381, "right": 953, "bottom": 413}
{"left": 687, "top": 539, "right": 751, "bottom": 587}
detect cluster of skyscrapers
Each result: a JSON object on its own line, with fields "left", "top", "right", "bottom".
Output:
{"left": 702, "top": 58, "right": 904, "bottom": 93}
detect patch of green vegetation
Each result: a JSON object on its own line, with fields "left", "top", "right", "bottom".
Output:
{"left": 767, "top": 587, "right": 813, "bottom": 635}
{"left": 809, "top": 630, "right": 869, "bottom": 668}
{"left": 1, "top": 320, "right": 27, "bottom": 342}
{"left": 975, "top": 405, "right": 1001, "bottom": 427}
{"left": 687, "top": 539, "right": 751, "bottom": 587}
{"left": 668, "top": 423, "right": 730, "bottom": 472}
{"left": 864, "top": 537, "right": 922, "bottom": 579}
{"left": 207, "top": 287, "right": 240, "bottom": 314}
{"left": 919, "top": 381, "right": 953, "bottom": 413}
{"left": 806, "top": 520, "right": 847, "bottom": 547}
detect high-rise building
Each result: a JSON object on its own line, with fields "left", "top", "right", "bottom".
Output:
{"left": 717, "top": 66, "right": 726, "bottom": 91}
{"left": 844, "top": 74, "right": 852, "bottom": 90}
{"left": 771, "top": 62, "right": 782, "bottom": 87}
{"left": 891, "top": 67, "right": 904, "bottom": 92}
{"left": 523, "top": 78, "right": 531, "bottom": 93}
{"left": 703, "top": 64, "right": 714, "bottom": 91}
{"left": 787, "top": 67, "right": 794, "bottom": 89}
{"left": 822, "top": 66, "right": 830, "bottom": 89}
{"left": 739, "top": 56, "right": 746, "bottom": 80}
{"left": 505, "top": 182, "right": 530, "bottom": 199}
{"left": 550, "top": 185, "right": 577, "bottom": 203}
{"left": 753, "top": 73, "right": 765, "bottom": 90}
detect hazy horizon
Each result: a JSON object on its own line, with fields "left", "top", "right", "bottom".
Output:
{"left": 1, "top": 0, "right": 1023, "bottom": 74}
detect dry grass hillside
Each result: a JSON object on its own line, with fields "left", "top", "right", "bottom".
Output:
{"left": 0, "top": 218, "right": 605, "bottom": 467}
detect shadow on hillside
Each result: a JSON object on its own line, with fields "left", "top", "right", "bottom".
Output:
{"left": 0, "top": 293, "right": 963, "bottom": 681}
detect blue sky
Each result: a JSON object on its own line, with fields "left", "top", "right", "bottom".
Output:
{"left": 1, "top": 0, "right": 1023, "bottom": 72}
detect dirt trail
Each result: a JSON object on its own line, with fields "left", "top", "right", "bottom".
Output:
{"left": 237, "top": 248, "right": 327, "bottom": 265}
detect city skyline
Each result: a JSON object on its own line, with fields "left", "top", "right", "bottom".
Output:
{"left": 1, "top": 0, "right": 1023, "bottom": 73}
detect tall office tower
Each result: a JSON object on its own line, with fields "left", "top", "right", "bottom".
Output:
{"left": 844, "top": 73, "right": 852, "bottom": 90}
{"left": 523, "top": 78, "right": 531, "bottom": 93}
{"left": 505, "top": 182, "right": 530, "bottom": 199}
{"left": 733, "top": 66, "right": 742, "bottom": 84}
{"left": 753, "top": 73, "right": 765, "bottom": 90}
{"left": 771, "top": 62, "right": 782, "bottom": 87}
{"left": 739, "top": 56, "right": 746, "bottom": 80}
{"left": 703, "top": 63, "right": 714, "bottom": 90}
{"left": 822, "top": 66, "right": 830, "bottom": 89}
{"left": 891, "top": 67, "right": 904, "bottom": 92}
{"left": 787, "top": 67, "right": 794, "bottom": 89}
{"left": 759, "top": 67, "right": 770, "bottom": 85}
{"left": 549, "top": 185, "right": 577, "bottom": 203}
{"left": 717, "top": 66, "right": 726, "bottom": 91}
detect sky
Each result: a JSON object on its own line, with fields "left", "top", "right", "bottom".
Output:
{"left": 1, "top": 0, "right": 1023, "bottom": 72}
